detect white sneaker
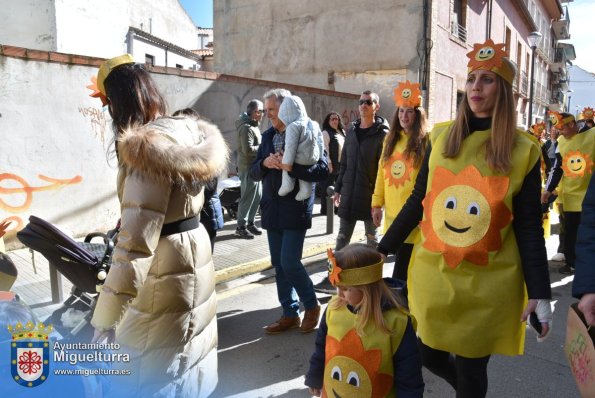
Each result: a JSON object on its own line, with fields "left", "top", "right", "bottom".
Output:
{"left": 550, "top": 253, "right": 565, "bottom": 262}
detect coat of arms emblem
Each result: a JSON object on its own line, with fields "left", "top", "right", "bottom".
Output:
{"left": 8, "top": 321, "right": 52, "bottom": 387}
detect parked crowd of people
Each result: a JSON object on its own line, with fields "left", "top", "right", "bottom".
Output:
{"left": 11, "top": 37, "right": 590, "bottom": 397}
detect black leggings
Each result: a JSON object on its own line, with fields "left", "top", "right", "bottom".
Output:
{"left": 563, "top": 211, "right": 581, "bottom": 268}
{"left": 391, "top": 243, "right": 414, "bottom": 281}
{"left": 418, "top": 339, "right": 491, "bottom": 398}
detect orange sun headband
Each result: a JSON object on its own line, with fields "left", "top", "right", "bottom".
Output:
{"left": 327, "top": 248, "right": 384, "bottom": 287}
{"left": 530, "top": 122, "right": 546, "bottom": 137}
{"left": 87, "top": 54, "right": 135, "bottom": 105}
{"left": 467, "top": 39, "right": 514, "bottom": 85}
{"left": 393, "top": 80, "right": 422, "bottom": 108}
{"left": 582, "top": 107, "right": 594, "bottom": 121}
{"left": 549, "top": 111, "right": 574, "bottom": 129}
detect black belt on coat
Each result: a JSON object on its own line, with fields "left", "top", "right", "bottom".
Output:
{"left": 160, "top": 217, "right": 199, "bottom": 237}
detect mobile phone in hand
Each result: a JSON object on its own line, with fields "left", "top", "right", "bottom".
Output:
{"left": 529, "top": 312, "right": 543, "bottom": 335}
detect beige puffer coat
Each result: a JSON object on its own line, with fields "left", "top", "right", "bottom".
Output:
{"left": 91, "top": 116, "right": 229, "bottom": 397}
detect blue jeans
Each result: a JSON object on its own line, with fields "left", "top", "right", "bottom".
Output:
{"left": 267, "top": 228, "right": 318, "bottom": 317}
{"left": 237, "top": 171, "right": 262, "bottom": 227}
{"left": 335, "top": 217, "right": 378, "bottom": 250}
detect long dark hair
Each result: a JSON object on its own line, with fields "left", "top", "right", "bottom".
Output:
{"left": 104, "top": 63, "right": 167, "bottom": 136}
{"left": 322, "top": 112, "right": 345, "bottom": 134}
{"left": 382, "top": 107, "right": 428, "bottom": 168}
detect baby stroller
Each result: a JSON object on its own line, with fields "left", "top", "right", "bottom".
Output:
{"left": 17, "top": 215, "right": 115, "bottom": 342}
{"left": 218, "top": 176, "right": 241, "bottom": 219}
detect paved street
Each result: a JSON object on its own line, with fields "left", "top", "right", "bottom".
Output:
{"left": 4, "top": 204, "right": 582, "bottom": 397}
{"left": 212, "top": 253, "right": 579, "bottom": 397}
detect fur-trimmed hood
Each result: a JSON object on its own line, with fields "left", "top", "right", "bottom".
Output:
{"left": 117, "top": 116, "right": 229, "bottom": 189}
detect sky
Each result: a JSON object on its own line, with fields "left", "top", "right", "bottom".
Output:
{"left": 179, "top": 0, "right": 213, "bottom": 28}
{"left": 565, "top": 0, "right": 595, "bottom": 73}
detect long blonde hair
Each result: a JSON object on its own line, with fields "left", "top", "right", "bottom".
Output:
{"left": 330, "top": 244, "right": 406, "bottom": 335}
{"left": 444, "top": 60, "right": 517, "bottom": 174}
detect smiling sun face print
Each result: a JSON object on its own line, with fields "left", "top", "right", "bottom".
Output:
{"left": 466, "top": 39, "right": 506, "bottom": 71}
{"left": 383, "top": 151, "right": 413, "bottom": 188}
{"left": 323, "top": 329, "right": 392, "bottom": 398}
{"left": 562, "top": 150, "right": 593, "bottom": 178}
{"left": 420, "top": 165, "right": 512, "bottom": 268}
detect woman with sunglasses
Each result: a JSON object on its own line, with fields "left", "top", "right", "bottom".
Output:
{"left": 88, "top": 55, "right": 228, "bottom": 397}
{"left": 319, "top": 112, "right": 346, "bottom": 215}
{"left": 371, "top": 81, "right": 428, "bottom": 282}
{"left": 377, "top": 40, "right": 552, "bottom": 397}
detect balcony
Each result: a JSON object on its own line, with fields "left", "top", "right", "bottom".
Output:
{"left": 552, "top": 5, "right": 570, "bottom": 40}
{"left": 520, "top": 71, "right": 528, "bottom": 97}
{"left": 535, "top": 82, "right": 550, "bottom": 105}
{"left": 549, "top": 88, "right": 565, "bottom": 109}
{"left": 551, "top": 43, "right": 576, "bottom": 72}
{"left": 450, "top": 20, "right": 467, "bottom": 42}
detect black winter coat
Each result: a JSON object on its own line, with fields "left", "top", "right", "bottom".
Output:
{"left": 573, "top": 174, "right": 595, "bottom": 298}
{"left": 335, "top": 116, "right": 389, "bottom": 221}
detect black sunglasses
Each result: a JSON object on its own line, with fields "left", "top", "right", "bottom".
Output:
{"left": 359, "top": 99, "right": 374, "bottom": 106}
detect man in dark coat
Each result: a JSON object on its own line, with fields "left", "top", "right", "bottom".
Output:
{"left": 314, "top": 90, "right": 389, "bottom": 294}
{"left": 334, "top": 90, "right": 388, "bottom": 249}
{"left": 250, "top": 89, "right": 328, "bottom": 334}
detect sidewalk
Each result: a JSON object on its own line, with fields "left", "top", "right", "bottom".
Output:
{"left": 6, "top": 201, "right": 364, "bottom": 320}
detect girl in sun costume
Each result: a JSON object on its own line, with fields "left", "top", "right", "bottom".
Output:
{"left": 305, "top": 244, "right": 424, "bottom": 397}
{"left": 377, "top": 39, "right": 552, "bottom": 397}
{"left": 372, "top": 81, "right": 428, "bottom": 281}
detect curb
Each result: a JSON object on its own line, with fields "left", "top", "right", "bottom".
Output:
{"left": 214, "top": 241, "right": 331, "bottom": 284}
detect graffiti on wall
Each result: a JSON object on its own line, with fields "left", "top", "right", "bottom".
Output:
{"left": 341, "top": 108, "right": 360, "bottom": 125}
{"left": 0, "top": 173, "right": 82, "bottom": 233}
{"left": 78, "top": 107, "right": 109, "bottom": 142}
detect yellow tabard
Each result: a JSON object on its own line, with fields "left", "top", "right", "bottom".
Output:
{"left": 409, "top": 122, "right": 541, "bottom": 358}
{"left": 372, "top": 138, "right": 421, "bottom": 242}
{"left": 323, "top": 299, "right": 407, "bottom": 398}
{"left": 557, "top": 130, "right": 595, "bottom": 212}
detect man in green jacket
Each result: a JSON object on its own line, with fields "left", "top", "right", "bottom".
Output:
{"left": 235, "top": 99, "right": 264, "bottom": 238}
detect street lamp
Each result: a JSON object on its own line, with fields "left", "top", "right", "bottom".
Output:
{"left": 566, "top": 89, "right": 573, "bottom": 112}
{"left": 527, "top": 31, "right": 542, "bottom": 127}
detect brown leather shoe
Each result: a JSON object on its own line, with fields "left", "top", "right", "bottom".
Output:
{"left": 300, "top": 305, "right": 321, "bottom": 333}
{"left": 264, "top": 316, "right": 301, "bottom": 334}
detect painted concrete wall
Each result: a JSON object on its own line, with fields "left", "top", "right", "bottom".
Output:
{"left": 0, "top": 50, "right": 358, "bottom": 248}
{"left": 0, "top": 0, "right": 199, "bottom": 58}
{"left": 213, "top": 0, "right": 426, "bottom": 120}
{"left": 0, "top": 0, "right": 56, "bottom": 50}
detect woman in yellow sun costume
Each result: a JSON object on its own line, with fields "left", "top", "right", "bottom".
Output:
{"left": 542, "top": 111, "right": 595, "bottom": 275}
{"left": 377, "top": 39, "right": 552, "bottom": 397}
{"left": 371, "top": 81, "right": 428, "bottom": 281}
{"left": 305, "top": 244, "right": 424, "bottom": 397}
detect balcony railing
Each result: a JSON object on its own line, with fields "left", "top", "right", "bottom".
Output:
{"left": 450, "top": 21, "right": 467, "bottom": 42}
{"left": 520, "top": 71, "right": 528, "bottom": 97}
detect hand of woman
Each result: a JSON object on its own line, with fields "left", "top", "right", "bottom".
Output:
{"left": 333, "top": 192, "right": 341, "bottom": 207}
{"left": 371, "top": 207, "right": 383, "bottom": 227}
{"left": 579, "top": 293, "right": 595, "bottom": 326}
{"left": 521, "top": 299, "right": 552, "bottom": 341}
{"left": 308, "top": 387, "right": 322, "bottom": 397}
{"left": 92, "top": 328, "right": 115, "bottom": 344}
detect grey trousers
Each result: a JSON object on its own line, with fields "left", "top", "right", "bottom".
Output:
{"left": 236, "top": 171, "right": 262, "bottom": 227}
{"left": 335, "top": 217, "right": 378, "bottom": 251}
